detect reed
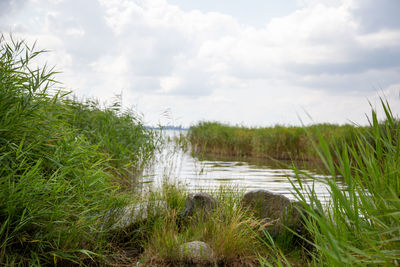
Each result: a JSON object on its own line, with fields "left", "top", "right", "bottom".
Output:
{"left": 188, "top": 121, "right": 362, "bottom": 162}
{"left": 259, "top": 99, "right": 400, "bottom": 266}
{"left": 0, "top": 36, "right": 157, "bottom": 265}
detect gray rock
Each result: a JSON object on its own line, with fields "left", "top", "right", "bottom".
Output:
{"left": 241, "top": 190, "right": 306, "bottom": 237}
{"left": 179, "top": 241, "right": 214, "bottom": 263}
{"left": 109, "top": 200, "right": 167, "bottom": 229}
{"left": 180, "top": 192, "right": 217, "bottom": 219}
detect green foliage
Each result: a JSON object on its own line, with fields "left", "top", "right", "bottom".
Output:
{"left": 0, "top": 36, "right": 157, "bottom": 265}
{"left": 189, "top": 121, "right": 362, "bottom": 162}
{"left": 264, "top": 99, "right": 400, "bottom": 266}
{"left": 67, "top": 97, "right": 157, "bottom": 167}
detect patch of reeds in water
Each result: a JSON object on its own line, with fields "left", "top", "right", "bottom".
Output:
{"left": 188, "top": 121, "right": 362, "bottom": 162}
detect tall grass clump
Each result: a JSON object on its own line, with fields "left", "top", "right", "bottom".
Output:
{"left": 63, "top": 96, "right": 159, "bottom": 187}
{"left": 277, "top": 99, "right": 400, "bottom": 266}
{"left": 188, "top": 121, "right": 361, "bottom": 163}
{"left": 140, "top": 184, "right": 267, "bottom": 266}
{"left": 0, "top": 36, "right": 157, "bottom": 265}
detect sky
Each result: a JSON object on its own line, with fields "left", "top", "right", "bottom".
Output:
{"left": 1, "top": 0, "right": 400, "bottom": 127}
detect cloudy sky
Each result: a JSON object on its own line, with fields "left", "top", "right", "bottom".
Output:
{"left": 1, "top": 0, "right": 400, "bottom": 127}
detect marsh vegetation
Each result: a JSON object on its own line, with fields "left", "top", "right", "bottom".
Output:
{"left": 188, "top": 121, "right": 364, "bottom": 163}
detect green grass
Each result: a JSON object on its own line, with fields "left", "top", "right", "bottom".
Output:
{"left": 138, "top": 184, "right": 271, "bottom": 266}
{"left": 128, "top": 181, "right": 313, "bottom": 266}
{"left": 188, "top": 121, "right": 362, "bottom": 162}
{"left": 0, "top": 36, "right": 158, "bottom": 265}
{"left": 259, "top": 99, "right": 400, "bottom": 266}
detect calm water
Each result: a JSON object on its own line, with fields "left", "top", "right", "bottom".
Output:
{"left": 143, "top": 130, "right": 344, "bottom": 203}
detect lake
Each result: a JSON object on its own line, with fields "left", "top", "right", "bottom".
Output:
{"left": 142, "top": 130, "right": 344, "bottom": 203}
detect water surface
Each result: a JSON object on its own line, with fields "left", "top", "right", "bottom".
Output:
{"left": 143, "top": 130, "right": 344, "bottom": 203}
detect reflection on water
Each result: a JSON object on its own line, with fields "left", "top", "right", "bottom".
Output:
{"left": 143, "top": 130, "right": 345, "bottom": 203}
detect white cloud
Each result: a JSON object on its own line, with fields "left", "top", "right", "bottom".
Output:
{"left": 1, "top": 0, "right": 400, "bottom": 126}
{"left": 356, "top": 30, "right": 400, "bottom": 50}
{"left": 65, "top": 27, "right": 85, "bottom": 37}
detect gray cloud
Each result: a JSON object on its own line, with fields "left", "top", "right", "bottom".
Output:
{"left": 128, "top": 30, "right": 193, "bottom": 77}
{"left": 43, "top": 0, "right": 115, "bottom": 64}
{"left": 351, "top": 0, "right": 400, "bottom": 33}
{"left": 295, "top": 68, "right": 400, "bottom": 93}
{"left": 286, "top": 48, "right": 400, "bottom": 76}
{"left": 0, "top": 0, "right": 27, "bottom": 16}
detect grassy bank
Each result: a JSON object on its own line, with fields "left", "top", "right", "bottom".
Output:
{"left": 188, "top": 121, "right": 362, "bottom": 162}
{"left": 121, "top": 183, "right": 307, "bottom": 267}
{"left": 0, "top": 37, "right": 158, "bottom": 265}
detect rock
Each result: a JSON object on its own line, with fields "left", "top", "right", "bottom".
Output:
{"left": 109, "top": 200, "right": 167, "bottom": 229}
{"left": 241, "top": 190, "right": 306, "bottom": 237}
{"left": 180, "top": 192, "right": 217, "bottom": 220}
{"left": 179, "top": 241, "right": 214, "bottom": 263}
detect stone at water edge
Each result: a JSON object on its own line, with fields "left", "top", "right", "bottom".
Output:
{"left": 179, "top": 241, "right": 214, "bottom": 263}
{"left": 180, "top": 192, "right": 217, "bottom": 219}
{"left": 241, "top": 189, "right": 307, "bottom": 237}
